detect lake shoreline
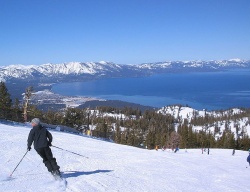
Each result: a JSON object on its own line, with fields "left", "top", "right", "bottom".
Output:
{"left": 52, "top": 71, "right": 250, "bottom": 110}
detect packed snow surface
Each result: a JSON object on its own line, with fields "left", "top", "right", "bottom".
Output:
{"left": 0, "top": 123, "right": 249, "bottom": 192}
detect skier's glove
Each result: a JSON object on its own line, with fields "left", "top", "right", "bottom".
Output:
{"left": 27, "top": 146, "right": 31, "bottom": 151}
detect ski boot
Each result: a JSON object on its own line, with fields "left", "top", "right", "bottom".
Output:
{"left": 51, "top": 170, "right": 62, "bottom": 180}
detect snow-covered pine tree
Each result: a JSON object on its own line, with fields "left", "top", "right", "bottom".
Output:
{"left": 0, "top": 81, "right": 12, "bottom": 119}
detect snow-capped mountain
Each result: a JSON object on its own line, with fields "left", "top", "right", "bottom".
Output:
{"left": 1, "top": 59, "right": 250, "bottom": 82}
{"left": 138, "top": 59, "right": 250, "bottom": 71}
{"left": 0, "top": 61, "right": 126, "bottom": 81}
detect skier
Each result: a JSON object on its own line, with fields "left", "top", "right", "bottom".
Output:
{"left": 27, "top": 118, "right": 61, "bottom": 177}
{"left": 155, "top": 145, "right": 158, "bottom": 151}
{"left": 174, "top": 146, "right": 179, "bottom": 153}
{"left": 247, "top": 149, "right": 250, "bottom": 166}
{"left": 232, "top": 149, "right": 235, "bottom": 156}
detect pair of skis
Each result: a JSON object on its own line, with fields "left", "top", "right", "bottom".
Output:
{"left": 51, "top": 171, "right": 63, "bottom": 181}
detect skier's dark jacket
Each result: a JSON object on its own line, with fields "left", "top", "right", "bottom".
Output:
{"left": 247, "top": 154, "right": 250, "bottom": 163}
{"left": 27, "top": 124, "right": 52, "bottom": 150}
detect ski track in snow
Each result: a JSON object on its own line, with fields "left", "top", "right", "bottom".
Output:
{"left": 0, "top": 123, "right": 250, "bottom": 192}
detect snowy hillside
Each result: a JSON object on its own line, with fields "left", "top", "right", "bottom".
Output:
{"left": 158, "top": 106, "right": 250, "bottom": 139}
{"left": 0, "top": 122, "right": 250, "bottom": 192}
{"left": 158, "top": 106, "right": 243, "bottom": 121}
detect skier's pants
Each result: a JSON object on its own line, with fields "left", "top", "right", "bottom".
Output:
{"left": 36, "top": 147, "right": 60, "bottom": 172}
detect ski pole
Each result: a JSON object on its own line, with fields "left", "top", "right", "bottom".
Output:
{"left": 52, "top": 145, "right": 89, "bottom": 159}
{"left": 9, "top": 150, "right": 29, "bottom": 177}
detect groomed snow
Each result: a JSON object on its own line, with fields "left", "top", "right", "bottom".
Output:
{"left": 0, "top": 123, "right": 249, "bottom": 192}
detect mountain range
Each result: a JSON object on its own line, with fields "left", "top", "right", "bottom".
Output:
{"left": 1, "top": 59, "right": 250, "bottom": 83}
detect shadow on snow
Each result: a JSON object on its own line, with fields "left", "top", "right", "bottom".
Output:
{"left": 62, "top": 170, "right": 113, "bottom": 178}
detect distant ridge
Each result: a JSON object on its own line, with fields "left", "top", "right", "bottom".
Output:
{"left": 1, "top": 59, "right": 250, "bottom": 82}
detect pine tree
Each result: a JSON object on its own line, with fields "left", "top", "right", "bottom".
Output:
{"left": 0, "top": 81, "right": 12, "bottom": 119}
{"left": 146, "top": 131, "right": 156, "bottom": 149}
{"left": 114, "top": 121, "right": 121, "bottom": 143}
{"left": 12, "top": 98, "right": 22, "bottom": 122}
{"left": 62, "top": 108, "right": 86, "bottom": 129}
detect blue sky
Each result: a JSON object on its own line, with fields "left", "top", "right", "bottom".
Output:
{"left": 1, "top": 0, "right": 250, "bottom": 65}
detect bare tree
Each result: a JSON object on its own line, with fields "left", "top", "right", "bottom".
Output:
{"left": 23, "top": 86, "right": 34, "bottom": 122}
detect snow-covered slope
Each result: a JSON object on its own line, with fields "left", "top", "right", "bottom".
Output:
{"left": 157, "top": 106, "right": 250, "bottom": 139}
{"left": 157, "top": 106, "right": 243, "bottom": 120}
{"left": 0, "top": 122, "right": 249, "bottom": 192}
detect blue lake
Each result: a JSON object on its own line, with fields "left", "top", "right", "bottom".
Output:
{"left": 52, "top": 70, "right": 250, "bottom": 110}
